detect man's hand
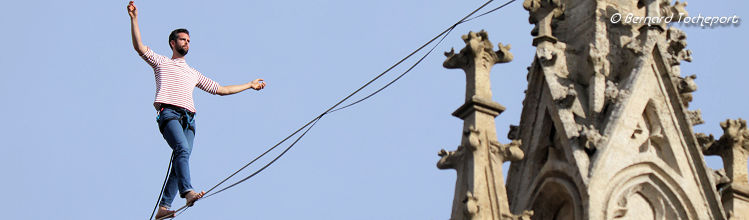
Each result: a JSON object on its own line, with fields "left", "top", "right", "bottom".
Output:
{"left": 250, "top": 78, "right": 266, "bottom": 90}
{"left": 127, "top": 1, "right": 137, "bottom": 19}
{"left": 216, "top": 79, "right": 266, "bottom": 95}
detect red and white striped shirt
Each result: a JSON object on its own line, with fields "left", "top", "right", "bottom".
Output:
{"left": 140, "top": 47, "right": 220, "bottom": 113}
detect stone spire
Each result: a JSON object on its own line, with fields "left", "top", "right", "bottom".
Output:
{"left": 437, "top": 30, "right": 530, "bottom": 220}
{"left": 503, "top": 0, "right": 725, "bottom": 219}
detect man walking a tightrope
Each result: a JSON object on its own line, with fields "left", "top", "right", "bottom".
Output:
{"left": 127, "top": 1, "right": 267, "bottom": 218}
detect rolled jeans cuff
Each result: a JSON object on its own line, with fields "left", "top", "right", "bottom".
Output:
{"left": 180, "top": 189, "right": 195, "bottom": 198}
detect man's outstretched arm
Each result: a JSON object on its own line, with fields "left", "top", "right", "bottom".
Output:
{"left": 216, "top": 79, "right": 267, "bottom": 96}
{"left": 128, "top": 1, "right": 146, "bottom": 55}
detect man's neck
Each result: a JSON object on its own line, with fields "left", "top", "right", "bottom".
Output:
{"left": 171, "top": 53, "right": 185, "bottom": 59}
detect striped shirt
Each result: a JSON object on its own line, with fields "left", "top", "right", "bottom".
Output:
{"left": 140, "top": 47, "right": 220, "bottom": 113}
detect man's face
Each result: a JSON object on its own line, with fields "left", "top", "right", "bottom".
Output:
{"left": 171, "top": 32, "right": 190, "bottom": 56}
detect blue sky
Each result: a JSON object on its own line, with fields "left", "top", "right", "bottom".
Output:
{"left": 0, "top": 0, "right": 746, "bottom": 219}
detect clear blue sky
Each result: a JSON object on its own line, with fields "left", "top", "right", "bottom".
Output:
{"left": 0, "top": 0, "right": 746, "bottom": 219}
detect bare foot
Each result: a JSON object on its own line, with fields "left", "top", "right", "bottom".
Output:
{"left": 155, "top": 206, "right": 176, "bottom": 219}
{"left": 185, "top": 190, "right": 205, "bottom": 207}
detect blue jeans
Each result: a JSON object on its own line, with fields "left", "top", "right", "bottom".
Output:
{"left": 157, "top": 106, "right": 197, "bottom": 208}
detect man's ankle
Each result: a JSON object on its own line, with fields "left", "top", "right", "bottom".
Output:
{"left": 180, "top": 190, "right": 193, "bottom": 198}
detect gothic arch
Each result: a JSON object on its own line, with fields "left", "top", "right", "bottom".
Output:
{"left": 603, "top": 162, "right": 697, "bottom": 220}
{"left": 528, "top": 171, "right": 585, "bottom": 220}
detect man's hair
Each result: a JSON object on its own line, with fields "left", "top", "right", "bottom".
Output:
{"left": 168, "top": 28, "right": 190, "bottom": 49}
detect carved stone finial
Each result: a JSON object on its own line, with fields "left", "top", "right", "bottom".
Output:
{"left": 523, "top": 0, "right": 564, "bottom": 45}
{"left": 701, "top": 118, "right": 749, "bottom": 184}
{"left": 444, "top": 30, "right": 513, "bottom": 70}
{"left": 720, "top": 119, "right": 749, "bottom": 148}
{"left": 444, "top": 30, "right": 513, "bottom": 104}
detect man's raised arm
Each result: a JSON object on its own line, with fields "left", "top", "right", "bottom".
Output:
{"left": 128, "top": 1, "right": 146, "bottom": 55}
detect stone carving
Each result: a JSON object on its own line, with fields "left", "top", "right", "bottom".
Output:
{"left": 677, "top": 74, "right": 697, "bottom": 107}
{"left": 604, "top": 80, "right": 619, "bottom": 103}
{"left": 437, "top": 148, "right": 463, "bottom": 170}
{"left": 445, "top": 30, "right": 513, "bottom": 103}
{"left": 699, "top": 119, "right": 749, "bottom": 218}
{"left": 442, "top": 0, "right": 730, "bottom": 219}
{"left": 636, "top": 0, "right": 688, "bottom": 31}
{"left": 492, "top": 139, "right": 525, "bottom": 162}
{"left": 662, "top": 1, "right": 689, "bottom": 28}
{"left": 663, "top": 27, "right": 703, "bottom": 126}
{"left": 578, "top": 124, "right": 604, "bottom": 152}
{"left": 523, "top": 0, "right": 564, "bottom": 45}
{"left": 695, "top": 132, "right": 714, "bottom": 150}
{"left": 556, "top": 84, "right": 577, "bottom": 108}
{"left": 464, "top": 191, "right": 480, "bottom": 217}
{"left": 444, "top": 31, "right": 513, "bottom": 70}
{"left": 440, "top": 127, "right": 525, "bottom": 167}
{"left": 669, "top": 62, "right": 703, "bottom": 126}
{"left": 710, "top": 168, "right": 731, "bottom": 190}
{"left": 603, "top": 163, "right": 698, "bottom": 219}
{"left": 666, "top": 27, "right": 693, "bottom": 66}
{"left": 502, "top": 210, "right": 534, "bottom": 220}
{"left": 700, "top": 119, "right": 749, "bottom": 184}
{"left": 611, "top": 183, "right": 680, "bottom": 219}
{"left": 665, "top": 1, "right": 689, "bottom": 19}
{"left": 677, "top": 74, "right": 697, "bottom": 93}
{"left": 686, "top": 109, "right": 704, "bottom": 125}
{"left": 438, "top": 30, "right": 530, "bottom": 220}
{"left": 535, "top": 42, "right": 559, "bottom": 66}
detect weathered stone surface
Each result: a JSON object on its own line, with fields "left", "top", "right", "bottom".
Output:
{"left": 700, "top": 119, "right": 749, "bottom": 219}
{"left": 523, "top": 0, "right": 565, "bottom": 46}
{"left": 438, "top": 30, "right": 527, "bottom": 220}
{"left": 502, "top": 0, "right": 726, "bottom": 219}
{"left": 438, "top": 1, "right": 742, "bottom": 219}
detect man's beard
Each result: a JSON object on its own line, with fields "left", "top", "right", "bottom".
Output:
{"left": 176, "top": 46, "right": 189, "bottom": 56}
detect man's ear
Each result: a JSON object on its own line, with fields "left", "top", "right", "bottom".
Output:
{"left": 169, "top": 40, "right": 175, "bottom": 49}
